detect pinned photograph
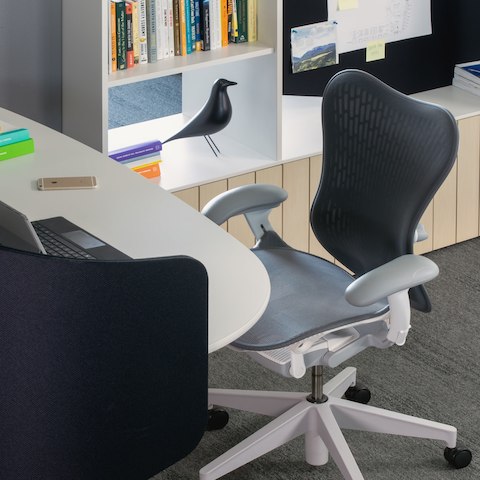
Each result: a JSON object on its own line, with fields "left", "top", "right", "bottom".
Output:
{"left": 291, "top": 21, "right": 338, "bottom": 74}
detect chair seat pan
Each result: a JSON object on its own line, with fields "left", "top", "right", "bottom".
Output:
{"left": 232, "top": 248, "right": 388, "bottom": 351}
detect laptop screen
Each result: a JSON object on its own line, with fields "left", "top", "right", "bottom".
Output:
{"left": 0, "top": 201, "right": 46, "bottom": 254}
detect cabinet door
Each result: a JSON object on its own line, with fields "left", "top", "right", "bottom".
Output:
{"left": 432, "top": 160, "right": 457, "bottom": 250}
{"left": 227, "top": 173, "right": 256, "bottom": 247}
{"left": 308, "top": 155, "right": 334, "bottom": 261}
{"left": 173, "top": 187, "right": 200, "bottom": 211}
{"left": 283, "top": 158, "right": 310, "bottom": 251}
{"left": 457, "top": 116, "right": 480, "bottom": 242}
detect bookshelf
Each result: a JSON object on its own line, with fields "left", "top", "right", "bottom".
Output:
{"left": 62, "top": 0, "right": 282, "bottom": 168}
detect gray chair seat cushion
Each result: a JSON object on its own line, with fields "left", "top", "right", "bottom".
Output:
{"left": 232, "top": 248, "right": 389, "bottom": 351}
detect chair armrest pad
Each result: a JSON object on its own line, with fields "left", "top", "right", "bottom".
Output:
{"left": 345, "top": 254, "right": 439, "bottom": 307}
{"left": 201, "top": 184, "right": 288, "bottom": 226}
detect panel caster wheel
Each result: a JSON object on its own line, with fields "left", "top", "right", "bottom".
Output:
{"left": 207, "top": 408, "right": 229, "bottom": 431}
{"left": 344, "top": 385, "right": 371, "bottom": 404}
{"left": 444, "top": 447, "right": 472, "bottom": 469}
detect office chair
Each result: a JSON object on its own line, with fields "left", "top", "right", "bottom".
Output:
{"left": 0, "top": 246, "right": 208, "bottom": 480}
{"left": 200, "top": 70, "right": 472, "bottom": 479}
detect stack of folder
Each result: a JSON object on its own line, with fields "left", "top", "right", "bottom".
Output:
{"left": 452, "top": 60, "right": 480, "bottom": 97}
{"left": 108, "top": 140, "right": 162, "bottom": 179}
{"left": 0, "top": 126, "right": 35, "bottom": 161}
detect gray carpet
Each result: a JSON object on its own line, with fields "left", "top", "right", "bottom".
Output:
{"left": 108, "top": 75, "right": 182, "bottom": 129}
{"left": 154, "top": 237, "right": 480, "bottom": 479}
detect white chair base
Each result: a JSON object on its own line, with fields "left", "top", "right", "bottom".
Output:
{"left": 200, "top": 367, "right": 457, "bottom": 480}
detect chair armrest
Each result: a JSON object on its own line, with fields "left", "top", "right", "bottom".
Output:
{"left": 345, "top": 255, "right": 439, "bottom": 345}
{"left": 414, "top": 223, "right": 428, "bottom": 242}
{"left": 201, "top": 184, "right": 287, "bottom": 240}
{"left": 345, "top": 254, "right": 438, "bottom": 307}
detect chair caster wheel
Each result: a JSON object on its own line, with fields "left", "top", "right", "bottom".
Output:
{"left": 344, "top": 385, "right": 371, "bottom": 404}
{"left": 207, "top": 408, "right": 229, "bottom": 431}
{"left": 444, "top": 447, "right": 472, "bottom": 469}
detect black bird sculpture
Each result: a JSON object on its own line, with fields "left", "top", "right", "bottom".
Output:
{"left": 162, "top": 78, "right": 237, "bottom": 156}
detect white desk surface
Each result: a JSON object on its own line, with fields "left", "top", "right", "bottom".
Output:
{"left": 0, "top": 107, "right": 270, "bottom": 353}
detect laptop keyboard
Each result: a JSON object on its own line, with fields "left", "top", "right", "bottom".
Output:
{"left": 32, "top": 222, "right": 95, "bottom": 259}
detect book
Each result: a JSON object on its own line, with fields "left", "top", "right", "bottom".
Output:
{"left": 115, "top": 1, "right": 128, "bottom": 70}
{"left": 227, "top": 0, "right": 234, "bottom": 43}
{"left": 156, "top": 0, "right": 164, "bottom": 60}
{"left": 452, "top": 76, "right": 480, "bottom": 97}
{"left": 194, "top": 0, "right": 202, "bottom": 51}
{"left": 247, "top": 0, "right": 256, "bottom": 42}
{"left": 221, "top": 0, "right": 228, "bottom": 47}
{"left": 129, "top": 0, "right": 140, "bottom": 63}
{"left": 454, "top": 61, "right": 480, "bottom": 85}
{"left": 108, "top": 140, "right": 162, "bottom": 163}
{"left": 209, "top": 0, "right": 220, "bottom": 50}
{"left": 179, "top": 0, "right": 188, "bottom": 55}
{"left": 110, "top": 1, "right": 117, "bottom": 72}
{"left": 184, "top": 0, "right": 193, "bottom": 54}
{"left": 125, "top": 2, "right": 135, "bottom": 68}
{"left": 146, "top": 0, "right": 158, "bottom": 62}
{"left": 0, "top": 128, "right": 31, "bottom": 147}
{"left": 129, "top": 159, "right": 161, "bottom": 178}
{"left": 173, "top": 0, "right": 181, "bottom": 55}
{"left": 167, "top": 0, "right": 175, "bottom": 57}
{"left": 137, "top": 0, "right": 149, "bottom": 64}
{"left": 0, "top": 138, "right": 35, "bottom": 161}
{"left": 189, "top": 0, "right": 196, "bottom": 51}
{"left": 200, "top": 0, "right": 211, "bottom": 51}
{"left": 235, "top": 0, "right": 248, "bottom": 43}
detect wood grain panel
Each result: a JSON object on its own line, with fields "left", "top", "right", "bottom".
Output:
{"left": 457, "top": 117, "right": 480, "bottom": 242}
{"left": 173, "top": 187, "right": 199, "bottom": 211}
{"left": 283, "top": 158, "right": 310, "bottom": 251}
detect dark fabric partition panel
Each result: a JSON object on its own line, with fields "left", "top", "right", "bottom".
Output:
{"left": 283, "top": 0, "right": 479, "bottom": 96}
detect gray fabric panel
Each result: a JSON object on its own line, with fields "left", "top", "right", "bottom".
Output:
{"left": 232, "top": 247, "right": 388, "bottom": 351}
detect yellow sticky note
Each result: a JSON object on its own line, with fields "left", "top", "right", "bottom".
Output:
{"left": 366, "top": 40, "right": 386, "bottom": 62}
{"left": 338, "top": 0, "right": 358, "bottom": 10}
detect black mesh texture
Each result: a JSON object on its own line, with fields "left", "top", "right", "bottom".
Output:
{"left": 0, "top": 247, "right": 208, "bottom": 480}
{"left": 311, "top": 70, "right": 458, "bottom": 312}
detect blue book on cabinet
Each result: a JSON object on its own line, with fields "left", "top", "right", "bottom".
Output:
{"left": 0, "top": 128, "right": 30, "bottom": 147}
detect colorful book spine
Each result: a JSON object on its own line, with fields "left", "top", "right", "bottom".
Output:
{"left": 194, "top": 0, "right": 202, "bottom": 51}
{"left": 115, "top": 1, "right": 127, "bottom": 70}
{"left": 155, "top": 0, "right": 164, "bottom": 60}
{"left": 221, "top": 0, "right": 228, "bottom": 47}
{"left": 108, "top": 140, "right": 162, "bottom": 163}
{"left": 0, "top": 138, "right": 35, "bottom": 161}
{"left": 227, "top": 0, "right": 233, "bottom": 43}
{"left": 167, "top": 0, "right": 175, "bottom": 57}
{"left": 125, "top": 2, "right": 135, "bottom": 68}
{"left": 110, "top": 1, "right": 117, "bottom": 72}
{"left": 138, "top": 0, "right": 149, "bottom": 63}
{"left": 130, "top": 160, "right": 161, "bottom": 178}
{"left": 200, "top": 0, "right": 211, "bottom": 51}
{"left": 179, "top": 0, "right": 188, "bottom": 55}
{"left": 183, "top": 0, "right": 192, "bottom": 54}
{"left": 173, "top": 0, "right": 181, "bottom": 55}
{"left": 146, "top": 0, "right": 158, "bottom": 62}
{"left": 130, "top": 0, "right": 140, "bottom": 63}
{"left": 235, "top": 0, "right": 247, "bottom": 43}
{"left": 0, "top": 128, "right": 31, "bottom": 147}
{"left": 247, "top": 0, "right": 256, "bottom": 42}
{"left": 189, "top": 0, "right": 196, "bottom": 51}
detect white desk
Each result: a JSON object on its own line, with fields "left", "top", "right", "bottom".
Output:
{"left": 0, "top": 107, "right": 270, "bottom": 353}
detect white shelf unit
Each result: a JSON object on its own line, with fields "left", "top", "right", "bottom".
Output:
{"left": 62, "top": 0, "right": 283, "bottom": 165}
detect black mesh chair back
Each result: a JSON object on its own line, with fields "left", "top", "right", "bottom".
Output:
{"left": 0, "top": 247, "right": 208, "bottom": 480}
{"left": 312, "top": 69, "right": 458, "bottom": 311}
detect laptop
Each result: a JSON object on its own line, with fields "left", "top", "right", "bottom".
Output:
{"left": 0, "top": 200, "right": 130, "bottom": 260}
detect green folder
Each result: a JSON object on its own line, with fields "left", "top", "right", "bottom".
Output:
{"left": 0, "top": 138, "right": 35, "bottom": 161}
